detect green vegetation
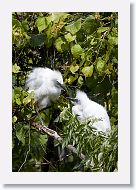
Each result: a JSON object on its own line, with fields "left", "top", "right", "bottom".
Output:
{"left": 12, "top": 12, "right": 118, "bottom": 172}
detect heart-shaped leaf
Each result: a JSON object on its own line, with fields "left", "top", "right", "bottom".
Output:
{"left": 70, "top": 65, "right": 79, "bottom": 74}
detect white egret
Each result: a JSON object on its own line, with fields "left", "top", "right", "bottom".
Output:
{"left": 69, "top": 90, "right": 111, "bottom": 133}
{"left": 26, "top": 67, "right": 64, "bottom": 109}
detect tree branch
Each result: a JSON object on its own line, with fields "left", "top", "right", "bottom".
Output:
{"left": 31, "top": 122, "right": 85, "bottom": 160}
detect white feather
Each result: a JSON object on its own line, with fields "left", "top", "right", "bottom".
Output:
{"left": 72, "top": 90, "right": 111, "bottom": 133}
{"left": 26, "top": 67, "right": 64, "bottom": 109}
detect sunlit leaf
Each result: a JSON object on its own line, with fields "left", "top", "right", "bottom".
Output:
{"left": 65, "top": 19, "right": 81, "bottom": 35}
{"left": 71, "top": 44, "right": 83, "bottom": 58}
{"left": 50, "top": 12, "right": 69, "bottom": 23}
{"left": 82, "top": 65, "right": 94, "bottom": 77}
{"left": 12, "top": 64, "right": 20, "bottom": 73}
{"left": 12, "top": 116, "right": 17, "bottom": 123}
{"left": 64, "top": 33, "right": 76, "bottom": 43}
{"left": 35, "top": 16, "right": 47, "bottom": 33}
{"left": 67, "top": 75, "right": 78, "bottom": 84}
{"left": 70, "top": 65, "right": 79, "bottom": 74}
{"left": 23, "top": 96, "right": 31, "bottom": 105}
{"left": 55, "top": 37, "right": 65, "bottom": 52}
{"left": 16, "top": 98, "right": 22, "bottom": 105}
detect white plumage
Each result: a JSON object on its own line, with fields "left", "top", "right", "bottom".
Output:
{"left": 26, "top": 67, "right": 64, "bottom": 109}
{"left": 71, "top": 90, "right": 111, "bottom": 133}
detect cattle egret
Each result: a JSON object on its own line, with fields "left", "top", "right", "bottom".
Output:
{"left": 26, "top": 67, "right": 64, "bottom": 109}
{"left": 69, "top": 90, "right": 111, "bottom": 133}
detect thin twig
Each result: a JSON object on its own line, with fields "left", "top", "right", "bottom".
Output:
{"left": 95, "top": 30, "right": 109, "bottom": 60}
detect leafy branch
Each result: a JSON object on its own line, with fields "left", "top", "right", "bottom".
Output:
{"left": 31, "top": 122, "right": 85, "bottom": 160}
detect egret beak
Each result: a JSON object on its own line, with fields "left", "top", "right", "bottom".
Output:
{"left": 66, "top": 97, "right": 79, "bottom": 103}
{"left": 56, "top": 81, "right": 66, "bottom": 91}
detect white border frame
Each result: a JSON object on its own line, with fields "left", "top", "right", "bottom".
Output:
{"left": 0, "top": 0, "right": 130, "bottom": 184}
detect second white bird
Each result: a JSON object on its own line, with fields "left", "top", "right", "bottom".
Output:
{"left": 71, "top": 90, "right": 111, "bottom": 133}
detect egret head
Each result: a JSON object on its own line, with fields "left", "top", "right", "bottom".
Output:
{"left": 76, "top": 90, "right": 88, "bottom": 100}
{"left": 66, "top": 97, "right": 80, "bottom": 105}
{"left": 67, "top": 90, "right": 90, "bottom": 105}
{"left": 52, "top": 70, "right": 66, "bottom": 91}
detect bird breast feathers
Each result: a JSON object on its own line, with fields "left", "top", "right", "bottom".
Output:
{"left": 83, "top": 101, "right": 108, "bottom": 118}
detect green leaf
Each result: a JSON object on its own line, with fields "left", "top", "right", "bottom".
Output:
{"left": 71, "top": 44, "right": 83, "bottom": 58}
{"left": 12, "top": 18, "right": 21, "bottom": 28}
{"left": 46, "top": 16, "right": 52, "bottom": 25}
{"left": 50, "top": 12, "right": 69, "bottom": 22}
{"left": 55, "top": 37, "right": 65, "bottom": 52}
{"left": 82, "top": 65, "right": 94, "bottom": 77}
{"left": 78, "top": 76, "right": 84, "bottom": 86}
{"left": 16, "top": 124, "right": 26, "bottom": 145}
{"left": 59, "top": 107, "right": 72, "bottom": 122}
{"left": 98, "top": 152, "right": 103, "bottom": 162}
{"left": 12, "top": 116, "right": 17, "bottom": 123}
{"left": 96, "top": 57, "right": 105, "bottom": 74}
{"left": 23, "top": 96, "right": 31, "bottom": 105}
{"left": 16, "top": 98, "right": 22, "bottom": 105}
{"left": 23, "top": 92, "right": 34, "bottom": 105}
{"left": 39, "top": 134, "right": 48, "bottom": 145}
{"left": 30, "top": 34, "right": 45, "bottom": 47}
{"left": 70, "top": 65, "right": 79, "bottom": 74}
{"left": 112, "top": 57, "right": 118, "bottom": 64}
{"left": 28, "top": 58, "right": 33, "bottom": 64}
{"left": 12, "top": 64, "right": 20, "bottom": 73}
{"left": 64, "top": 33, "right": 76, "bottom": 43}
{"left": 35, "top": 16, "right": 47, "bottom": 33}
{"left": 67, "top": 75, "right": 78, "bottom": 85}
{"left": 65, "top": 19, "right": 81, "bottom": 35}
{"left": 97, "top": 27, "right": 110, "bottom": 34}
{"left": 82, "top": 15, "right": 99, "bottom": 34}
{"left": 108, "top": 35, "right": 118, "bottom": 46}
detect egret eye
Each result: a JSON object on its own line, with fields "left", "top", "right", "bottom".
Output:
{"left": 56, "top": 80, "right": 61, "bottom": 87}
{"left": 72, "top": 98, "right": 80, "bottom": 105}
{"left": 66, "top": 97, "right": 79, "bottom": 104}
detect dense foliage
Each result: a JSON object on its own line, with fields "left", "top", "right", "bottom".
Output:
{"left": 12, "top": 12, "right": 118, "bottom": 172}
